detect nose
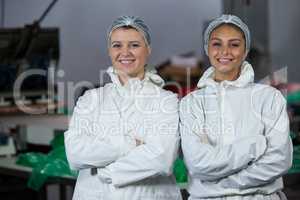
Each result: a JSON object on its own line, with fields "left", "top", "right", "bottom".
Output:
{"left": 120, "top": 46, "right": 130, "bottom": 56}
{"left": 220, "top": 46, "right": 229, "bottom": 55}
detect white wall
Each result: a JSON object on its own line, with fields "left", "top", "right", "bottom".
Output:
{"left": 4, "top": 0, "right": 222, "bottom": 86}
{"left": 269, "top": 0, "right": 300, "bottom": 82}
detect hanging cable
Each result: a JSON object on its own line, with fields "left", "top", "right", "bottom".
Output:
{"left": 37, "top": 0, "right": 58, "bottom": 24}
{"left": 0, "top": 0, "right": 5, "bottom": 27}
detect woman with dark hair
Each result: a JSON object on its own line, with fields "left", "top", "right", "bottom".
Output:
{"left": 180, "top": 14, "right": 292, "bottom": 200}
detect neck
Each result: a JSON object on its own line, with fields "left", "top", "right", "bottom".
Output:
{"left": 118, "top": 73, "right": 145, "bottom": 85}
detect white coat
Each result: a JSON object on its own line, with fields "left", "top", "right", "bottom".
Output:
{"left": 65, "top": 67, "right": 182, "bottom": 200}
{"left": 180, "top": 61, "right": 293, "bottom": 200}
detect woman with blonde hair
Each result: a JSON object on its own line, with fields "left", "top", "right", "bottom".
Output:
{"left": 65, "top": 16, "right": 182, "bottom": 200}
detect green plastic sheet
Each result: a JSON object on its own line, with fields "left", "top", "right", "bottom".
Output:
{"left": 16, "top": 134, "right": 77, "bottom": 190}
{"left": 288, "top": 145, "right": 300, "bottom": 174}
{"left": 173, "top": 158, "right": 188, "bottom": 183}
{"left": 287, "top": 90, "right": 300, "bottom": 104}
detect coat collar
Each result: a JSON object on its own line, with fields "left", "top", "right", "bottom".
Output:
{"left": 197, "top": 61, "right": 254, "bottom": 88}
{"left": 106, "top": 67, "right": 165, "bottom": 96}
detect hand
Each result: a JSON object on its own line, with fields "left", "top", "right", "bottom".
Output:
{"left": 98, "top": 168, "right": 112, "bottom": 184}
{"left": 135, "top": 138, "right": 144, "bottom": 146}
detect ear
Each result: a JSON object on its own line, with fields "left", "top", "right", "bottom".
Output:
{"left": 108, "top": 47, "right": 112, "bottom": 58}
{"left": 242, "top": 51, "right": 248, "bottom": 60}
{"left": 147, "top": 46, "right": 152, "bottom": 56}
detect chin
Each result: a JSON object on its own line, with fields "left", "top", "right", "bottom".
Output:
{"left": 122, "top": 63, "right": 139, "bottom": 69}
{"left": 121, "top": 68, "right": 139, "bottom": 75}
{"left": 115, "top": 65, "right": 133, "bottom": 72}
{"left": 215, "top": 65, "right": 233, "bottom": 72}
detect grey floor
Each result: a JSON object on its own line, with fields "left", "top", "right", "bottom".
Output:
{"left": 1, "top": 174, "right": 300, "bottom": 200}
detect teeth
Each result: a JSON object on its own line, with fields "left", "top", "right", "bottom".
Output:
{"left": 120, "top": 60, "right": 133, "bottom": 64}
{"left": 219, "top": 58, "right": 231, "bottom": 62}
{"left": 218, "top": 58, "right": 232, "bottom": 64}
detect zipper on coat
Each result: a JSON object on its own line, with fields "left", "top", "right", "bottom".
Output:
{"left": 218, "top": 84, "right": 226, "bottom": 145}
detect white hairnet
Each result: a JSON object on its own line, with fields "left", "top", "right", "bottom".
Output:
{"left": 107, "top": 16, "right": 151, "bottom": 46}
{"left": 204, "top": 14, "right": 251, "bottom": 55}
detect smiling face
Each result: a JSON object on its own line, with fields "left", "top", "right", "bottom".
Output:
{"left": 108, "top": 27, "right": 151, "bottom": 84}
{"left": 208, "top": 24, "right": 246, "bottom": 82}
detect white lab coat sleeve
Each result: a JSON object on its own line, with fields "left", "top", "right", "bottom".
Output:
{"left": 219, "top": 90, "right": 293, "bottom": 189}
{"left": 101, "top": 93, "right": 180, "bottom": 187}
{"left": 65, "top": 89, "right": 135, "bottom": 170}
{"left": 180, "top": 96, "right": 267, "bottom": 182}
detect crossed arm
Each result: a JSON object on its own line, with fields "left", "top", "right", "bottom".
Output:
{"left": 65, "top": 90, "right": 180, "bottom": 187}
{"left": 180, "top": 91, "right": 292, "bottom": 189}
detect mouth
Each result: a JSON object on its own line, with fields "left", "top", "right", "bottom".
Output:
{"left": 217, "top": 58, "right": 233, "bottom": 65}
{"left": 118, "top": 59, "right": 135, "bottom": 65}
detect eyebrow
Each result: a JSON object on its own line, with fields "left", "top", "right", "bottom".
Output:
{"left": 210, "top": 37, "right": 242, "bottom": 42}
{"left": 111, "top": 40, "right": 141, "bottom": 44}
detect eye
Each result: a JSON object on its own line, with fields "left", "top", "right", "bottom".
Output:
{"left": 230, "top": 43, "right": 240, "bottom": 47}
{"left": 211, "top": 42, "right": 221, "bottom": 47}
{"left": 111, "top": 43, "right": 121, "bottom": 48}
{"left": 130, "top": 42, "right": 141, "bottom": 48}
